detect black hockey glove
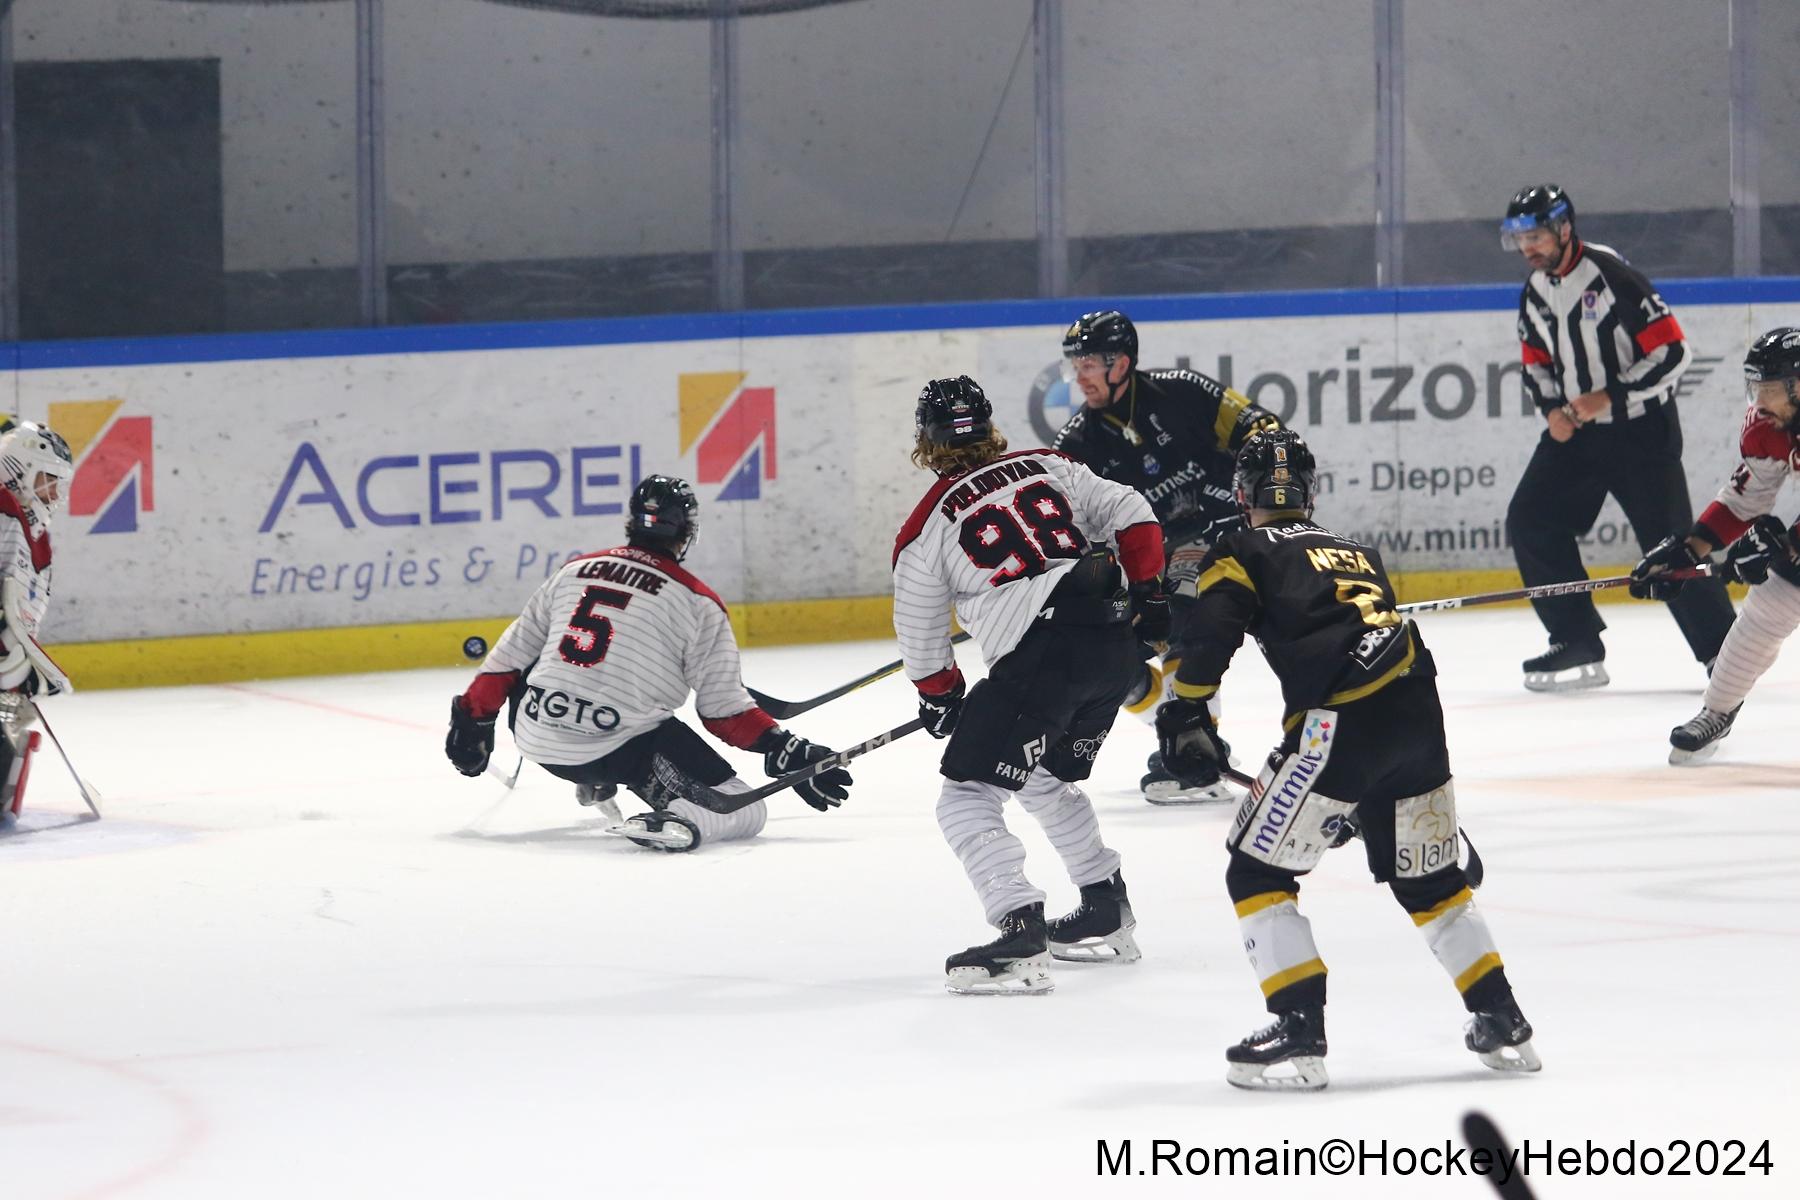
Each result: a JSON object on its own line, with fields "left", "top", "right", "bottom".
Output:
{"left": 755, "top": 729, "right": 851, "bottom": 812}
{"left": 1129, "top": 578, "right": 1172, "bottom": 646}
{"left": 917, "top": 677, "right": 965, "bottom": 739}
{"left": 1155, "top": 695, "right": 1228, "bottom": 781}
{"left": 1629, "top": 535, "right": 1700, "bottom": 600}
{"left": 445, "top": 695, "right": 495, "bottom": 778}
{"left": 1725, "top": 515, "right": 1800, "bottom": 586}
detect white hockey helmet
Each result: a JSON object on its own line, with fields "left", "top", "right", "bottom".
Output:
{"left": 0, "top": 419, "right": 76, "bottom": 517}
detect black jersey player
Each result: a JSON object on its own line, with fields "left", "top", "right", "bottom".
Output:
{"left": 1155, "top": 430, "right": 1539, "bottom": 1090}
{"left": 1053, "top": 310, "right": 1283, "bottom": 804}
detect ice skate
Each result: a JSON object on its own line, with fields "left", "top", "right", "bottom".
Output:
{"left": 1141, "top": 750, "right": 1236, "bottom": 805}
{"left": 945, "top": 903, "right": 1054, "bottom": 995}
{"left": 1522, "top": 637, "right": 1608, "bottom": 692}
{"left": 1225, "top": 1007, "right": 1328, "bottom": 1091}
{"left": 1464, "top": 996, "right": 1541, "bottom": 1072}
{"left": 1668, "top": 703, "right": 1740, "bottom": 766}
{"left": 575, "top": 782, "right": 623, "bottom": 824}
{"left": 614, "top": 810, "right": 700, "bottom": 852}
{"left": 1047, "top": 871, "right": 1141, "bottom": 964}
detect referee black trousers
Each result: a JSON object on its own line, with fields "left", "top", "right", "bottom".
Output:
{"left": 1505, "top": 403, "right": 1735, "bottom": 660}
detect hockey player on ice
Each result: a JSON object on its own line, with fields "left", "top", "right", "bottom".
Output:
{"left": 1053, "top": 310, "right": 1283, "bottom": 804}
{"left": 445, "top": 475, "right": 852, "bottom": 851}
{"left": 893, "top": 376, "right": 1170, "bottom": 994}
{"left": 1157, "top": 430, "right": 1537, "bottom": 1089}
{"left": 0, "top": 420, "right": 75, "bottom": 826}
{"left": 1631, "top": 327, "right": 1800, "bottom": 764}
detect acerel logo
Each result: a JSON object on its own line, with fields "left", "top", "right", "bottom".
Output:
{"left": 679, "top": 372, "right": 775, "bottom": 501}
{"left": 48, "top": 399, "right": 153, "bottom": 534}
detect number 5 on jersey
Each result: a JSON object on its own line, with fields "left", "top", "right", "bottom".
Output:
{"left": 560, "top": 586, "right": 633, "bottom": 666}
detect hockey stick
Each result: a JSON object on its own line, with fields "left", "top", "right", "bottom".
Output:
{"left": 747, "top": 633, "right": 973, "bottom": 719}
{"left": 1218, "top": 762, "right": 1485, "bottom": 888}
{"left": 1397, "top": 565, "right": 1714, "bottom": 615}
{"left": 1462, "top": 1111, "right": 1539, "bottom": 1199}
{"left": 487, "top": 755, "right": 523, "bottom": 789}
{"left": 31, "top": 704, "right": 102, "bottom": 819}
{"left": 686, "top": 718, "right": 926, "bottom": 814}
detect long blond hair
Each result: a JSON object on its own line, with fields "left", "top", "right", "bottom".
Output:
{"left": 911, "top": 428, "right": 1009, "bottom": 477}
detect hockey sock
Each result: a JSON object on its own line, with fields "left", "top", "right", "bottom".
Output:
{"left": 937, "top": 777, "right": 1046, "bottom": 925}
{"left": 1014, "top": 767, "right": 1121, "bottom": 889}
{"left": 1702, "top": 576, "right": 1800, "bottom": 712}
{"left": 665, "top": 779, "right": 767, "bottom": 843}
{"left": 1233, "top": 890, "right": 1328, "bottom": 1012}
{"left": 1406, "top": 884, "right": 1506, "bottom": 1007}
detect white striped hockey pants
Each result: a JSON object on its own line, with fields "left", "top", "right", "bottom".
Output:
{"left": 1702, "top": 573, "right": 1800, "bottom": 713}
{"left": 936, "top": 766, "right": 1121, "bottom": 926}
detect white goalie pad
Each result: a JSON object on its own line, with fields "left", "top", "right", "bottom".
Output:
{"left": 1227, "top": 710, "right": 1354, "bottom": 872}
{"left": 1393, "top": 781, "right": 1460, "bottom": 878}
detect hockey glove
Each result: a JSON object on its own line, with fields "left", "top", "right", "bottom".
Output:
{"left": 445, "top": 695, "right": 496, "bottom": 778}
{"left": 1129, "top": 578, "right": 1172, "bottom": 647}
{"left": 1629, "top": 535, "right": 1700, "bottom": 600}
{"left": 1725, "top": 515, "right": 1800, "bottom": 586}
{"left": 755, "top": 729, "right": 851, "bottom": 812}
{"left": 1155, "top": 696, "right": 1227, "bottom": 781}
{"left": 917, "top": 673, "right": 965, "bottom": 739}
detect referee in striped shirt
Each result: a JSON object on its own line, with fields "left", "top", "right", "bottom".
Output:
{"left": 1500, "top": 184, "right": 1734, "bottom": 691}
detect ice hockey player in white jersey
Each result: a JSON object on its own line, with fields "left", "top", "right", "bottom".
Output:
{"left": 893, "top": 376, "right": 1169, "bottom": 994}
{"left": 1631, "top": 327, "right": 1800, "bottom": 764}
{"left": 0, "top": 420, "right": 75, "bottom": 824}
{"left": 445, "top": 475, "right": 852, "bottom": 851}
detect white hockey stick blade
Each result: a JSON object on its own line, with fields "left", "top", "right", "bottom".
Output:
{"left": 486, "top": 756, "right": 523, "bottom": 789}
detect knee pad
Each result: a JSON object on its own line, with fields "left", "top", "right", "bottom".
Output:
{"left": 1225, "top": 711, "right": 1351, "bottom": 873}
{"left": 1122, "top": 660, "right": 1162, "bottom": 721}
{"left": 1392, "top": 780, "right": 1459, "bottom": 880}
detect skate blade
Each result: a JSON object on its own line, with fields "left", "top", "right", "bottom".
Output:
{"left": 1144, "top": 780, "right": 1239, "bottom": 806}
{"left": 1226, "top": 1056, "right": 1328, "bottom": 1092}
{"left": 1523, "top": 663, "right": 1609, "bottom": 693}
{"left": 1049, "top": 927, "right": 1142, "bottom": 964}
{"left": 603, "top": 822, "right": 695, "bottom": 852}
{"left": 1668, "top": 740, "right": 1723, "bottom": 766}
{"left": 1477, "top": 1040, "right": 1542, "bottom": 1072}
{"left": 945, "top": 954, "right": 1054, "bottom": 996}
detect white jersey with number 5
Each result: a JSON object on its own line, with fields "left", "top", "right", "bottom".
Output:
{"left": 892, "top": 448, "right": 1161, "bottom": 684}
{"left": 469, "top": 546, "right": 770, "bottom": 766}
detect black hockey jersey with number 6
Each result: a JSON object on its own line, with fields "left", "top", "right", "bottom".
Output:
{"left": 1171, "top": 517, "right": 1435, "bottom": 725}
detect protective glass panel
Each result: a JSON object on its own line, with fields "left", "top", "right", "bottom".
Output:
{"left": 1755, "top": 0, "right": 1800, "bottom": 275}
{"left": 9, "top": 0, "right": 358, "bottom": 337}
{"left": 735, "top": 0, "right": 1038, "bottom": 309}
{"left": 384, "top": 1, "right": 714, "bottom": 323}
{"left": 1061, "top": 0, "right": 1377, "bottom": 296}
{"left": 1403, "top": 1, "right": 1731, "bottom": 285}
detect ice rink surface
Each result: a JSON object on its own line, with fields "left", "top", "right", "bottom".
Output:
{"left": 4, "top": 604, "right": 1797, "bottom": 1199}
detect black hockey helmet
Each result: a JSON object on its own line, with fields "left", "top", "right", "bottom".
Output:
{"left": 1745, "top": 327, "right": 1800, "bottom": 385}
{"left": 1233, "top": 429, "right": 1317, "bottom": 516}
{"left": 626, "top": 474, "right": 700, "bottom": 560}
{"left": 1061, "top": 310, "right": 1138, "bottom": 364}
{"left": 915, "top": 375, "right": 994, "bottom": 448}
{"left": 1745, "top": 327, "right": 1800, "bottom": 428}
{"left": 1500, "top": 184, "right": 1574, "bottom": 250}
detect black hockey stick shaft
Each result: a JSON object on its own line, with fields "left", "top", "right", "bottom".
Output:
{"left": 1219, "top": 763, "right": 1484, "bottom": 888}
{"left": 691, "top": 718, "right": 926, "bottom": 813}
{"left": 747, "top": 632, "right": 972, "bottom": 718}
{"left": 1462, "top": 1111, "right": 1539, "bottom": 1199}
{"left": 31, "top": 704, "right": 102, "bottom": 818}
{"left": 1398, "top": 564, "right": 1713, "bottom": 615}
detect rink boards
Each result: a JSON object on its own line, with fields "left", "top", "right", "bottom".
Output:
{"left": 8, "top": 279, "right": 1800, "bottom": 685}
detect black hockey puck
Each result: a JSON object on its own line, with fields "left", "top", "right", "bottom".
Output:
{"left": 462, "top": 635, "right": 489, "bottom": 660}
